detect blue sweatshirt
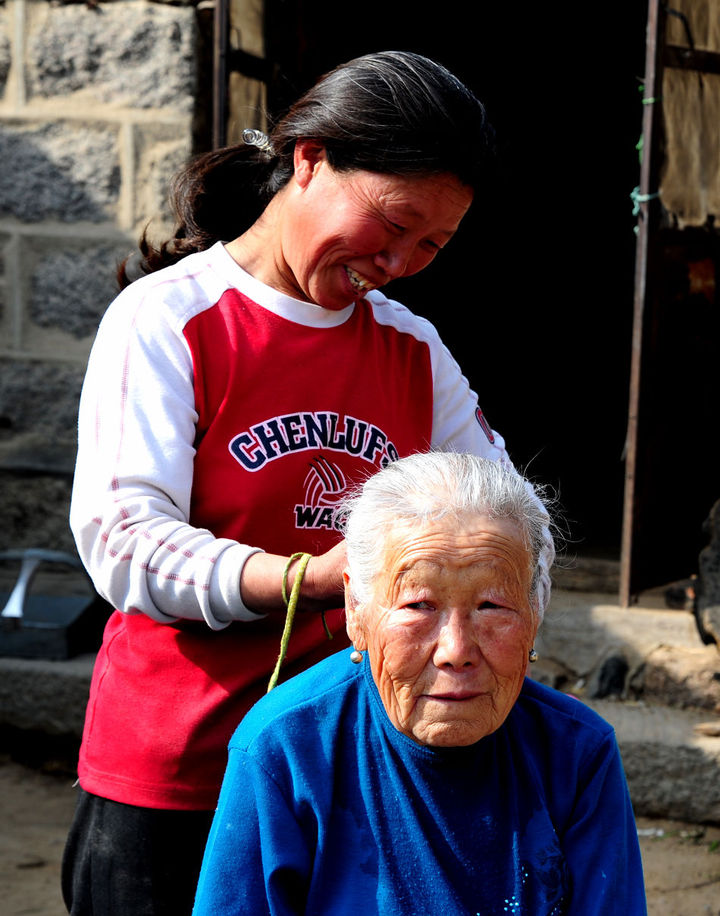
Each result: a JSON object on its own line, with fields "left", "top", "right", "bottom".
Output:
{"left": 193, "top": 649, "right": 646, "bottom": 915}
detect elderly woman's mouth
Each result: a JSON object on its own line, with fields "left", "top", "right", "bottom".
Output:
{"left": 426, "top": 692, "right": 482, "bottom": 702}
{"left": 345, "top": 265, "right": 376, "bottom": 293}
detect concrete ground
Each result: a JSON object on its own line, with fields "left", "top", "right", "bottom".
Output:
{"left": 534, "top": 585, "right": 720, "bottom": 826}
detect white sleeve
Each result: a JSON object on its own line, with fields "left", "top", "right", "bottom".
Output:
{"left": 427, "top": 333, "right": 509, "bottom": 461}
{"left": 427, "top": 327, "right": 555, "bottom": 616}
{"left": 69, "top": 281, "right": 263, "bottom": 630}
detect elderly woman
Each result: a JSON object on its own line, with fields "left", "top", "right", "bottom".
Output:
{"left": 193, "top": 453, "right": 646, "bottom": 915}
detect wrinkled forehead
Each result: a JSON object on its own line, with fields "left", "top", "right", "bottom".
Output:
{"left": 372, "top": 513, "right": 532, "bottom": 593}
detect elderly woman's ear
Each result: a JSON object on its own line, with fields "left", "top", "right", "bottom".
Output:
{"left": 343, "top": 570, "right": 368, "bottom": 651}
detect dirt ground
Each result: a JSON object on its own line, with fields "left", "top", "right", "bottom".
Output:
{"left": 1, "top": 756, "right": 719, "bottom": 915}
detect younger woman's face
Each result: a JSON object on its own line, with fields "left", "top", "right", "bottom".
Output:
{"left": 277, "top": 142, "right": 473, "bottom": 310}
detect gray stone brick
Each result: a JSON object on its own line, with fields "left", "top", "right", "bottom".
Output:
{"left": 0, "top": 471, "right": 75, "bottom": 553}
{"left": 134, "top": 126, "right": 191, "bottom": 233}
{"left": 0, "top": 359, "right": 83, "bottom": 441}
{"left": 0, "top": 235, "right": 6, "bottom": 335}
{"left": 0, "top": 122, "right": 120, "bottom": 222}
{"left": 0, "top": 358, "right": 81, "bottom": 550}
{"left": 28, "top": 242, "right": 126, "bottom": 340}
{"left": 27, "top": 2, "right": 196, "bottom": 112}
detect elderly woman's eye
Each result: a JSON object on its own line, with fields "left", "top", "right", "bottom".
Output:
{"left": 478, "top": 600, "right": 508, "bottom": 611}
{"left": 406, "top": 600, "right": 434, "bottom": 611}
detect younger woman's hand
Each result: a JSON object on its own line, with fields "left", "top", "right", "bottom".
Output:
{"left": 296, "top": 540, "right": 347, "bottom": 612}
{"left": 239, "top": 541, "right": 347, "bottom": 615}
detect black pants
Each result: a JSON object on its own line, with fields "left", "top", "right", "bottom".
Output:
{"left": 62, "top": 788, "right": 214, "bottom": 916}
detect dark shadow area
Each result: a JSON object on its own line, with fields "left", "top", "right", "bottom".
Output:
{"left": 264, "top": 2, "right": 648, "bottom": 557}
{"left": 0, "top": 724, "right": 80, "bottom": 779}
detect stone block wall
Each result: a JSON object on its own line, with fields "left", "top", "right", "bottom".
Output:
{"left": 0, "top": 0, "right": 202, "bottom": 556}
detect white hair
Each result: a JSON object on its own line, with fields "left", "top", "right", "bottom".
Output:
{"left": 341, "top": 452, "right": 554, "bottom": 619}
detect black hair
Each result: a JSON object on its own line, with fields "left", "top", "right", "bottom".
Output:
{"left": 121, "top": 51, "right": 494, "bottom": 287}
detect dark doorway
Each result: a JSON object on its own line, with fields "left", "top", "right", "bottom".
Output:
{"left": 262, "top": 2, "right": 648, "bottom": 560}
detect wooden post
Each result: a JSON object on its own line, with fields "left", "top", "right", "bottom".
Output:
{"left": 213, "top": 0, "right": 230, "bottom": 149}
{"left": 620, "top": 0, "right": 665, "bottom": 606}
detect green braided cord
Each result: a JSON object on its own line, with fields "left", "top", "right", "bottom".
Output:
{"left": 630, "top": 186, "right": 660, "bottom": 216}
{"left": 281, "top": 552, "right": 306, "bottom": 606}
{"left": 320, "top": 608, "right": 333, "bottom": 640}
{"left": 638, "top": 84, "right": 659, "bottom": 105}
{"left": 268, "top": 552, "right": 312, "bottom": 692}
{"left": 282, "top": 553, "right": 334, "bottom": 639}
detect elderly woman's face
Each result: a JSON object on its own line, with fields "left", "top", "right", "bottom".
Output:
{"left": 346, "top": 515, "right": 538, "bottom": 747}
{"left": 280, "top": 142, "right": 473, "bottom": 310}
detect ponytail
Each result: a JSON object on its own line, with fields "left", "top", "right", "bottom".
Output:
{"left": 117, "top": 143, "right": 279, "bottom": 288}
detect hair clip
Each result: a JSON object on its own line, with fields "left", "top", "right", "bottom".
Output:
{"left": 242, "top": 128, "right": 273, "bottom": 153}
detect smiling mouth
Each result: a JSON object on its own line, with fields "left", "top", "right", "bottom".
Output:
{"left": 345, "top": 266, "right": 376, "bottom": 294}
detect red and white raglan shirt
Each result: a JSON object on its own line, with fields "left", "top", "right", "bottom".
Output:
{"left": 70, "top": 241, "right": 546, "bottom": 810}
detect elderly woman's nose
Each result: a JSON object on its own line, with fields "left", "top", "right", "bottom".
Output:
{"left": 433, "top": 614, "right": 481, "bottom": 669}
